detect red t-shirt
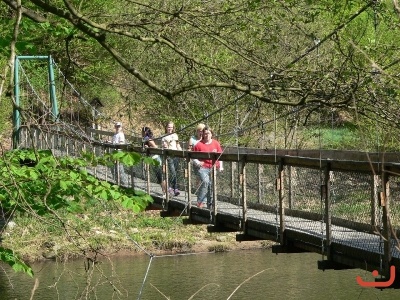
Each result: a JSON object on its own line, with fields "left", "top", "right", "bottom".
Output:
{"left": 192, "top": 139, "right": 222, "bottom": 169}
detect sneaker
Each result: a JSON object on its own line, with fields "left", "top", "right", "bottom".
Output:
{"left": 197, "top": 202, "right": 206, "bottom": 208}
{"left": 174, "top": 189, "right": 180, "bottom": 196}
{"left": 168, "top": 187, "right": 174, "bottom": 195}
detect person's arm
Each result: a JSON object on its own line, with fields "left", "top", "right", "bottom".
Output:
{"left": 175, "top": 134, "right": 182, "bottom": 150}
{"left": 192, "top": 143, "right": 202, "bottom": 167}
{"left": 161, "top": 137, "right": 167, "bottom": 148}
{"left": 148, "top": 140, "right": 158, "bottom": 148}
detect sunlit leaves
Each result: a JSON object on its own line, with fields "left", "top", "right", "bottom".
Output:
{"left": 0, "top": 247, "right": 34, "bottom": 277}
{"left": 0, "top": 148, "right": 154, "bottom": 276}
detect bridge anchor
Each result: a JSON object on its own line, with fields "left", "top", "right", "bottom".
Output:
{"left": 272, "top": 244, "right": 310, "bottom": 254}
{"left": 236, "top": 233, "right": 264, "bottom": 241}
{"left": 208, "top": 225, "right": 239, "bottom": 233}
{"left": 317, "top": 260, "right": 355, "bottom": 271}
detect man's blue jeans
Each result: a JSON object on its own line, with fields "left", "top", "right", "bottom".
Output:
{"left": 197, "top": 167, "right": 213, "bottom": 207}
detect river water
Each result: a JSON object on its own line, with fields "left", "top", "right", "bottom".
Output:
{"left": 0, "top": 249, "right": 398, "bottom": 299}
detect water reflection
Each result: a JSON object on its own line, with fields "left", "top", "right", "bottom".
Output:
{"left": 0, "top": 250, "right": 398, "bottom": 299}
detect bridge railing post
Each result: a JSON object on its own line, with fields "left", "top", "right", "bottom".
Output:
{"left": 371, "top": 174, "right": 379, "bottom": 227}
{"left": 322, "top": 163, "right": 332, "bottom": 261}
{"left": 146, "top": 161, "right": 151, "bottom": 194}
{"left": 186, "top": 158, "right": 192, "bottom": 212}
{"left": 212, "top": 158, "right": 218, "bottom": 223}
{"left": 163, "top": 154, "right": 170, "bottom": 207}
{"left": 115, "top": 161, "right": 121, "bottom": 185}
{"left": 381, "top": 169, "right": 392, "bottom": 277}
{"left": 277, "top": 158, "right": 285, "bottom": 245}
{"left": 288, "top": 166, "right": 293, "bottom": 209}
{"left": 257, "top": 163, "right": 262, "bottom": 204}
{"left": 239, "top": 158, "right": 247, "bottom": 232}
{"left": 231, "top": 161, "right": 236, "bottom": 199}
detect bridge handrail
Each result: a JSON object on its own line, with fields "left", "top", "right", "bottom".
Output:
{"left": 32, "top": 125, "right": 400, "bottom": 174}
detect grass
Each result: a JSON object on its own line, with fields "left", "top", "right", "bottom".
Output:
{"left": 304, "top": 126, "right": 361, "bottom": 150}
{"left": 1, "top": 201, "right": 269, "bottom": 263}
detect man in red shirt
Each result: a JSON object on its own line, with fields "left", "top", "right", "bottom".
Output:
{"left": 192, "top": 126, "right": 223, "bottom": 208}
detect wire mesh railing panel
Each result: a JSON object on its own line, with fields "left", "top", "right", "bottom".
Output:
{"left": 388, "top": 175, "right": 400, "bottom": 233}
{"left": 174, "top": 157, "right": 186, "bottom": 194}
{"left": 244, "top": 163, "right": 260, "bottom": 204}
{"left": 327, "top": 171, "right": 383, "bottom": 263}
{"left": 282, "top": 166, "right": 323, "bottom": 238}
{"left": 213, "top": 161, "right": 243, "bottom": 218}
{"left": 330, "top": 171, "right": 372, "bottom": 224}
{"left": 288, "top": 167, "right": 322, "bottom": 213}
{"left": 215, "top": 161, "right": 238, "bottom": 202}
{"left": 247, "top": 162, "right": 280, "bottom": 224}
{"left": 256, "top": 164, "right": 279, "bottom": 206}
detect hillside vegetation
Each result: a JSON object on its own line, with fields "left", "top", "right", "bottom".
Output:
{"left": 1, "top": 0, "right": 400, "bottom": 150}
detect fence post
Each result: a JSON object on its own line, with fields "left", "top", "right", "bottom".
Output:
{"left": 105, "top": 146, "right": 110, "bottom": 182}
{"left": 146, "top": 162, "right": 150, "bottom": 194}
{"left": 381, "top": 170, "right": 391, "bottom": 277}
{"left": 164, "top": 155, "right": 170, "bottom": 207}
{"left": 240, "top": 158, "right": 247, "bottom": 232}
{"left": 257, "top": 163, "right": 262, "bottom": 203}
{"left": 212, "top": 159, "right": 217, "bottom": 224}
{"left": 323, "top": 164, "right": 332, "bottom": 260}
{"left": 231, "top": 161, "right": 235, "bottom": 199}
{"left": 288, "top": 166, "right": 293, "bottom": 209}
{"left": 187, "top": 158, "right": 192, "bottom": 211}
{"left": 130, "top": 165, "right": 135, "bottom": 189}
{"left": 116, "top": 161, "right": 120, "bottom": 185}
{"left": 277, "top": 158, "right": 285, "bottom": 245}
{"left": 371, "top": 174, "right": 379, "bottom": 226}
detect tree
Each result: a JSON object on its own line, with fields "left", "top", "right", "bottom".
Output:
{"left": 2, "top": 0, "right": 400, "bottom": 135}
{"left": 0, "top": 148, "right": 154, "bottom": 276}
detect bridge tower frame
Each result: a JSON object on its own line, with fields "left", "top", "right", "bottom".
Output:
{"left": 12, "top": 55, "right": 59, "bottom": 148}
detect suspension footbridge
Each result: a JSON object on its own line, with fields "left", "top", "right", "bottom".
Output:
{"left": 10, "top": 55, "right": 400, "bottom": 287}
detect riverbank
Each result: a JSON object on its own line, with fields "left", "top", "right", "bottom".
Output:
{"left": 1, "top": 210, "right": 274, "bottom": 263}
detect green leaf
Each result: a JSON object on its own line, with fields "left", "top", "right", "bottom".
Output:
{"left": 59, "top": 180, "right": 69, "bottom": 190}
{"left": 0, "top": 247, "right": 33, "bottom": 277}
{"left": 69, "top": 170, "right": 80, "bottom": 180}
{"left": 109, "top": 190, "right": 121, "bottom": 200}
{"left": 121, "top": 198, "right": 133, "bottom": 209}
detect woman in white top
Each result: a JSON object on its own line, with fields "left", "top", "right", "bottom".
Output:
{"left": 112, "top": 122, "right": 125, "bottom": 144}
{"left": 161, "top": 121, "right": 181, "bottom": 196}
{"left": 112, "top": 122, "right": 127, "bottom": 185}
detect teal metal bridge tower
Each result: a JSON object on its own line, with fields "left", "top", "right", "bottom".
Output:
{"left": 12, "top": 55, "right": 59, "bottom": 148}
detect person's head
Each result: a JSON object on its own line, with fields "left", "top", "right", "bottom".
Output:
{"left": 165, "top": 121, "right": 175, "bottom": 133}
{"left": 195, "top": 123, "right": 205, "bottom": 138}
{"left": 141, "top": 126, "right": 153, "bottom": 138}
{"left": 114, "top": 122, "right": 122, "bottom": 131}
{"left": 202, "top": 126, "right": 213, "bottom": 142}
